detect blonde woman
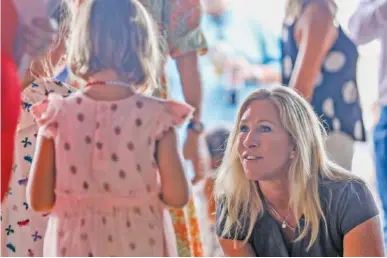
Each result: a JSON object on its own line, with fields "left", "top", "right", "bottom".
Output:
{"left": 281, "top": 0, "right": 365, "bottom": 170}
{"left": 215, "top": 86, "right": 385, "bottom": 256}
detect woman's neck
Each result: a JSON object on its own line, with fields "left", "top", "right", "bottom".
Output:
{"left": 259, "top": 178, "right": 290, "bottom": 211}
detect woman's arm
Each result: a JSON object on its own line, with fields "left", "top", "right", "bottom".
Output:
{"left": 289, "top": 1, "right": 338, "bottom": 100}
{"left": 337, "top": 181, "right": 385, "bottom": 256}
{"left": 176, "top": 52, "right": 207, "bottom": 184}
{"left": 343, "top": 215, "right": 385, "bottom": 256}
{"left": 168, "top": 0, "right": 208, "bottom": 184}
{"left": 218, "top": 238, "right": 256, "bottom": 257}
{"left": 176, "top": 52, "right": 202, "bottom": 122}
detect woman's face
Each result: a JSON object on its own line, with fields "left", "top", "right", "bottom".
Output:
{"left": 237, "top": 99, "right": 295, "bottom": 181}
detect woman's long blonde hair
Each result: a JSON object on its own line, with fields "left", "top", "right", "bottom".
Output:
{"left": 215, "top": 86, "right": 359, "bottom": 249}
{"left": 66, "top": 0, "right": 162, "bottom": 93}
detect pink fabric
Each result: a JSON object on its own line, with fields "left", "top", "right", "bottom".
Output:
{"left": 31, "top": 91, "right": 194, "bottom": 257}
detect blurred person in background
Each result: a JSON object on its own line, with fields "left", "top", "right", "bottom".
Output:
{"left": 281, "top": 0, "right": 366, "bottom": 170}
{"left": 348, "top": 0, "right": 387, "bottom": 248}
{"left": 1, "top": 0, "right": 61, "bottom": 202}
{"left": 138, "top": 1, "right": 208, "bottom": 256}
{"left": 168, "top": 0, "right": 281, "bottom": 131}
{"left": 1, "top": 0, "right": 21, "bottom": 202}
{"left": 203, "top": 126, "right": 230, "bottom": 257}
{"left": 201, "top": 0, "right": 281, "bottom": 126}
{"left": 1, "top": 2, "right": 68, "bottom": 256}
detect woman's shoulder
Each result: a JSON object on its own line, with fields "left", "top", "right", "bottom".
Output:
{"left": 319, "top": 177, "right": 369, "bottom": 200}
{"left": 319, "top": 176, "right": 379, "bottom": 236}
{"left": 318, "top": 177, "right": 378, "bottom": 230}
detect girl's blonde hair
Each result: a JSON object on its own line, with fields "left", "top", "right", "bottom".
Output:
{"left": 66, "top": 0, "right": 161, "bottom": 93}
{"left": 215, "top": 86, "right": 360, "bottom": 250}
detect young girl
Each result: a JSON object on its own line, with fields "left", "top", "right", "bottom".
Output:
{"left": 59, "top": 0, "right": 207, "bottom": 256}
{"left": 26, "top": 0, "right": 192, "bottom": 256}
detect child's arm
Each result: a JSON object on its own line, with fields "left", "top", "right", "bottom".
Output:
{"left": 27, "top": 94, "right": 62, "bottom": 212}
{"left": 27, "top": 134, "right": 56, "bottom": 212}
{"left": 156, "top": 127, "right": 189, "bottom": 208}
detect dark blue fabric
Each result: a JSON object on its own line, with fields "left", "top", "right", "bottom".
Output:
{"left": 281, "top": 0, "right": 366, "bottom": 141}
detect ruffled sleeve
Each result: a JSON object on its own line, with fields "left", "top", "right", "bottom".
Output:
{"left": 155, "top": 100, "right": 195, "bottom": 140}
{"left": 31, "top": 93, "right": 64, "bottom": 139}
{"left": 166, "top": 0, "right": 207, "bottom": 58}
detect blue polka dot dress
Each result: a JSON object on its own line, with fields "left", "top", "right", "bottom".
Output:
{"left": 281, "top": 0, "right": 366, "bottom": 142}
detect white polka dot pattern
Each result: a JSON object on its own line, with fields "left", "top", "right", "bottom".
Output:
{"left": 342, "top": 81, "right": 358, "bottom": 104}
{"left": 324, "top": 51, "right": 346, "bottom": 73}
{"left": 282, "top": 28, "right": 289, "bottom": 43}
{"left": 333, "top": 118, "right": 341, "bottom": 131}
{"left": 354, "top": 120, "right": 363, "bottom": 140}
{"left": 283, "top": 56, "right": 293, "bottom": 78}
{"left": 315, "top": 72, "right": 323, "bottom": 87}
{"left": 322, "top": 98, "right": 335, "bottom": 118}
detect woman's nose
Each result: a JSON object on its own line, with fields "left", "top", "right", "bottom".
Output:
{"left": 248, "top": 142, "right": 258, "bottom": 148}
{"left": 243, "top": 132, "right": 259, "bottom": 148}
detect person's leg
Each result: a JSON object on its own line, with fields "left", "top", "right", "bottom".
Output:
{"left": 325, "top": 132, "right": 355, "bottom": 171}
{"left": 373, "top": 106, "right": 387, "bottom": 246}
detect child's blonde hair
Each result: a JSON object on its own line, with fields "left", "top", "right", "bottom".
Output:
{"left": 66, "top": 0, "right": 161, "bottom": 93}
{"left": 28, "top": 2, "right": 71, "bottom": 80}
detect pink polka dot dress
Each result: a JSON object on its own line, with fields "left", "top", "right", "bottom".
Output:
{"left": 30, "top": 91, "right": 194, "bottom": 257}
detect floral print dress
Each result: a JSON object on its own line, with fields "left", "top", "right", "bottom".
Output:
{"left": 138, "top": 1, "right": 207, "bottom": 256}
{"left": 1, "top": 79, "right": 74, "bottom": 257}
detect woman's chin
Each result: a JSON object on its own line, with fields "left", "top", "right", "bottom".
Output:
{"left": 244, "top": 168, "right": 265, "bottom": 181}
{"left": 244, "top": 167, "right": 278, "bottom": 182}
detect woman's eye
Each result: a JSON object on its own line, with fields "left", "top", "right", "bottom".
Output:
{"left": 239, "top": 125, "right": 249, "bottom": 132}
{"left": 259, "top": 125, "right": 272, "bottom": 132}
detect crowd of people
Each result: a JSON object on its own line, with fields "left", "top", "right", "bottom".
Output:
{"left": 1, "top": 0, "right": 387, "bottom": 256}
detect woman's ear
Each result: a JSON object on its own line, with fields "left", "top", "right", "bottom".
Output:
{"left": 289, "top": 141, "right": 296, "bottom": 159}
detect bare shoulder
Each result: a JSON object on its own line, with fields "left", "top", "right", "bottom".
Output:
{"left": 302, "top": 0, "right": 336, "bottom": 22}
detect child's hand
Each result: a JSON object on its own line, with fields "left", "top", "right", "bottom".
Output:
{"left": 22, "top": 17, "right": 58, "bottom": 58}
{"left": 21, "top": 17, "right": 66, "bottom": 89}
